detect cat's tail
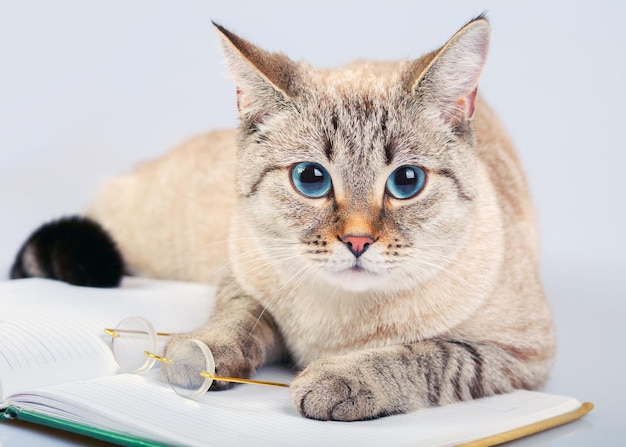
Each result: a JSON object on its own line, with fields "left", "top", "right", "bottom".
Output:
{"left": 10, "top": 216, "right": 124, "bottom": 287}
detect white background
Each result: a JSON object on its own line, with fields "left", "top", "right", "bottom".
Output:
{"left": 1, "top": 1, "right": 624, "bottom": 445}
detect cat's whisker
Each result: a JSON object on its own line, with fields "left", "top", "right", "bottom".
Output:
{"left": 214, "top": 249, "right": 314, "bottom": 295}
{"left": 225, "top": 250, "right": 303, "bottom": 272}
{"left": 210, "top": 246, "right": 301, "bottom": 277}
{"left": 404, "top": 250, "right": 462, "bottom": 268}
{"left": 199, "top": 236, "right": 301, "bottom": 250}
{"left": 227, "top": 237, "right": 300, "bottom": 244}
{"left": 244, "top": 261, "right": 319, "bottom": 342}
{"left": 398, "top": 254, "right": 469, "bottom": 285}
{"left": 225, "top": 247, "right": 296, "bottom": 264}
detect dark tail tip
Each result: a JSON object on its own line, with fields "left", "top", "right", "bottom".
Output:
{"left": 10, "top": 216, "right": 124, "bottom": 288}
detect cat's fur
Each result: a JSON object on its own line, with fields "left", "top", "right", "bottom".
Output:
{"left": 15, "top": 16, "right": 555, "bottom": 421}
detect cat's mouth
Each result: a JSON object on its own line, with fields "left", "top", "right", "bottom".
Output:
{"left": 324, "top": 263, "right": 387, "bottom": 292}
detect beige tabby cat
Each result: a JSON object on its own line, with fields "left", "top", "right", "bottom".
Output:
{"left": 19, "top": 16, "right": 556, "bottom": 421}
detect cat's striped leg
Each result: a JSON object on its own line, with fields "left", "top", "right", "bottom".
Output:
{"left": 290, "top": 339, "right": 550, "bottom": 421}
{"left": 164, "top": 274, "right": 286, "bottom": 391}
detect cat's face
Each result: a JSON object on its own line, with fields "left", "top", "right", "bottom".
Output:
{"left": 236, "top": 67, "right": 477, "bottom": 293}
{"left": 216, "top": 20, "right": 489, "bottom": 293}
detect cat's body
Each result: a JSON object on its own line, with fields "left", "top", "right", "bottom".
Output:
{"left": 87, "top": 94, "right": 548, "bottom": 367}
{"left": 13, "top": 17, "right": 555, "bottom": 421}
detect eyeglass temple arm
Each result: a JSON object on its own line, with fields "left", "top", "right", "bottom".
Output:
{"left": 104, "top": 328, "right": 171, "bottom": 337}
{"left": 144, "top": 351, "right": 289, "bottom": 388}
{"left": 200, "top": 371, "right": 289, "bottom": 388}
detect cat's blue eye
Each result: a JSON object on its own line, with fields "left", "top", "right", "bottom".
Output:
{"left": 386, "top": 165, "right": 426, "bottom": 199}
{"left": 290, "top": 162, "right": 332, "bottom": 198}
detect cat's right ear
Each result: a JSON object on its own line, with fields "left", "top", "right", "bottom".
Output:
{"left": 409, "top": 16, "right": 490, "bottom": 125}
{"left": 213, "top": 23, "right": 299, "bottom": 128}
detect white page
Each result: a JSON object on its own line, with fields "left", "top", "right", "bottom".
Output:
{"left": 0, "top": 278, "right": 215, "bottom": 401}
{"left": 7, "top": 367, "right": 582, "bottom": 447}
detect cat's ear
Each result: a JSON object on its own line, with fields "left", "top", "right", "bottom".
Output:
{"left": 410, "top": 16, "right": 490, "bottom": 124}
{"left": 213, "top": 23, "right": 299, "bottom": 127}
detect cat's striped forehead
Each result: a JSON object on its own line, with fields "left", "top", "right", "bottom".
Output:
{"left": 320, "top": 96, "right": 391, "bottom": 165}
{"left": 299, "top": 84, "right": 445, "bottom": 172}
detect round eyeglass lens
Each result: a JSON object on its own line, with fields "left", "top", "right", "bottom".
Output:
{"left": 111, "top": 316, "right": 158, "bottom": 374}
{"left": 162, "top": 339, "right": 215, "bottom": 398}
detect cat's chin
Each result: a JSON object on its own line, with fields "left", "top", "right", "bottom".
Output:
{"left": 324, "top": 267, "right": 388, "bottom": 293}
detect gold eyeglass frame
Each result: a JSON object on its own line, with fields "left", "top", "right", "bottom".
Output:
{"left": 104, "top": 316, "right": 288, "bottom": 399}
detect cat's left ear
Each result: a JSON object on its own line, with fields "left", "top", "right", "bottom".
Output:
{"left": 213, "top": 23, "right": 299, "bottom": 127}
{"left": 410, "top": 16, "right": 490, "bottom": 124}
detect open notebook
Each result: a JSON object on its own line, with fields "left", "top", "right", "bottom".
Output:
{"left": 0, "top": 278, "right": 592, "bottom": 446}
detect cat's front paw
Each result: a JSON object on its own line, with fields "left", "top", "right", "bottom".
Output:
{"left": 290, "top": 357, "right": 395, "bottom": 421}
{"left": 164, "top": 336, "right": 253, "bottom": 391}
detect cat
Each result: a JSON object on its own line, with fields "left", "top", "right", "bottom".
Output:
{"left": 11, "top": 15, "right": 555, "bottom": 421}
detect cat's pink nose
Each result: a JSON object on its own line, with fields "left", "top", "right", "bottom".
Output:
{"left": 341, "top": 234, "right": 375, "bottom": 258}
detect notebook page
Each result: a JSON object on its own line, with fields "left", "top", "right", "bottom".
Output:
{"left": 0, "top": 310, "right": 116, "bottom": 402}
{"left": 8, "top": 368, "right": 582, "bottom": 447}
{"left": 0, "top": 278, "right": 215, "bottom": 401}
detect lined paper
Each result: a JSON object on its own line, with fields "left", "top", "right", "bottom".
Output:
{"left": 0, "top": 277, "right": 215, "bottom": 401}
{"left": 9, "top": 368, "right": 582, "bottom": 447}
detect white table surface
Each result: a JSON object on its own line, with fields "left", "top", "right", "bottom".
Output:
{"left": 1, "top": 1, "right": 624, "bottom": 445}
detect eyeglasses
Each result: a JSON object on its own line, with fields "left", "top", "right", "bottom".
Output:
{"left": 104, "top": 316, "right": 288, "bottom": 399}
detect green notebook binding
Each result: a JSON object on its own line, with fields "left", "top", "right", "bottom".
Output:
{"left": 2, "top": 406, "right": 167, "bottom": 447}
